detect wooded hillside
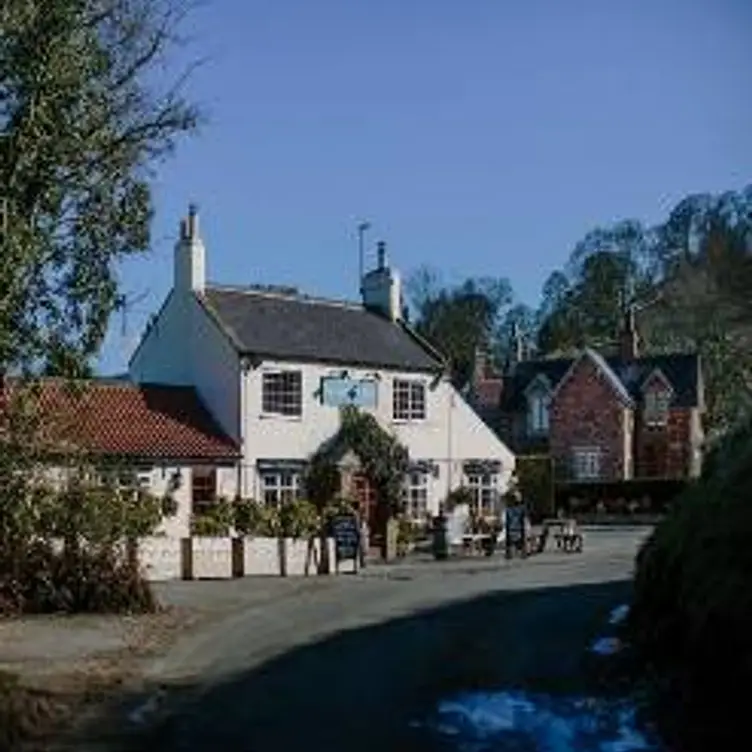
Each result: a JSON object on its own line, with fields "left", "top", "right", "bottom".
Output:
{"left": 407, "top": 183, "right": 752, "bottom": 437}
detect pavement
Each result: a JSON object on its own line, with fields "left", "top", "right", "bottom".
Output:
{"left": 70, "top": 525, "right": 651, "bottom": 751}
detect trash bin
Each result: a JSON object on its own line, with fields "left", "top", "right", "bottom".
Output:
{"left": 432, "top": 514, "right": 449, "bottom": 560}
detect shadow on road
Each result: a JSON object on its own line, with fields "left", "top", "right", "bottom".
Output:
{"left": 83, "top": 578, "right": 632, "bottom": 751}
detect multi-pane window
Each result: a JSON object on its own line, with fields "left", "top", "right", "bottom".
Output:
{"left": 393, "top": 379, "right": 426, "bottom": 421}
{"left": 465, "top": 473, "right": 499, "bottom": 516}
{"left": 402, "top": 471, "right": 429, "bottom": 521}
{"left": 261, "top": 470, "right": 301, "bottom": 506}
{"left": 573, "top": 449, "right": 601, "bottom": 480}
{"left": 262, "top": 371, "right": 303, "bottom": 416}
{"left": 528, "top": 393, "right": 550, "bottom": 433}
{"left": 644, "top": 390, "right": 670, "bottom": 426}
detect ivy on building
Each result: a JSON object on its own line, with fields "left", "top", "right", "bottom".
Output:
{"left": 306, "top": 405, "right": 409, "bottom": 514}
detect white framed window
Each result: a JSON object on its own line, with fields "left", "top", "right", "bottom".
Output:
{"left": 573, "top": 448, "right": 601, "bottom": 480}
{"left": 261, "top": 470, "right": 301, "bottom": 506}
{"left": 528, "top": 393, "right": 550, "bottom": 434}
{"left": 393, "top": 379, "right": 426, "bottom": 421}
{"left": 464, "top": 473, "right": 499, "bottom": 516}
{"left": 402, "top": 471, "right": 429, "bottom": 521}
{"left": 644, "top": 390, "right": 670, "bottom": 426}
{"left": 262, "top": 370, "right": 303, "bottom": 417}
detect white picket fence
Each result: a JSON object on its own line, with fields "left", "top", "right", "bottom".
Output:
{"left": 49, "top": 536, "right": 336, "bottom": 581}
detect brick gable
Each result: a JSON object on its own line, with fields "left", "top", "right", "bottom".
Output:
{"left": 549, "top": 355, "right": 631, "bottom": 480}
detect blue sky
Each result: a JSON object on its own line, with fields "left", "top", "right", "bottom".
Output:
{"left": 99, "top": 0, "right": 752, "bottom": 374}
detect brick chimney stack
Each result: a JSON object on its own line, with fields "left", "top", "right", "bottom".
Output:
{"left": 619, "top": 305, "right": 639, "bottom": 360}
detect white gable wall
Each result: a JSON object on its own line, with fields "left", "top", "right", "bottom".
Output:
{"left": 129, "top": 291, "right": 241, "bottom": 444}
{"left": 241, "top": 360, "right": 515, "bottom": 514}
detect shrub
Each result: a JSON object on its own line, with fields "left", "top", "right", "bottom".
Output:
{"left": 190, "top": 497, "right": 234, "bottom": 536}
{"left": 233, "top": 498, "right": 277, "bottom": 537}
{"left": 321, "top": 496, "right": 359, "bottom": 524}
{"left": 627, "top": 416, "right": 752, "bottom": 751}
{"left": 0, "top": 540, "right": 156, "bottom": 616}
{"left": 278, "top": 499, "right": 321, "bottom": 539}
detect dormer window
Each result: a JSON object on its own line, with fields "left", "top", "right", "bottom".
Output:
{"left": 644, "top": 390, "right": 670, "bottom": 426}
{"left": 640, "top": 368, "right": 673, "bottom": 427}
{"left": 524, "top": 374, "right": 551, "bottom": 435}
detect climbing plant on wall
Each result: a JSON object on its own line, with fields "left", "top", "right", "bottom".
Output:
{"left": 306, "top": 405, "right": 410, "bottom": 514}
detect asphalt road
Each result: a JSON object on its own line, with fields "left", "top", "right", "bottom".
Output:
{"left": 118, "top": 527, "right": 649, "bottom": 751}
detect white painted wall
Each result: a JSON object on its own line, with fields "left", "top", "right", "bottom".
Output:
{"left": 38, "top": 463, "right": 238, "bottom": 540}
{"left": 129, "top": 291, "right": 241, "bottom": 443}
{"left": 129, "top": 292, "right": 191, "bottom": 385}
{"left": 241, "top": 360, "right": 515, "bottom": 515}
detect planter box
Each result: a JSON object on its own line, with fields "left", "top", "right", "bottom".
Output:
{"left": 137, "top": 536, "right": 182, "bottom": 581}
{"left": 184, "top": 537, "right": 233, "bottom": 579}
{"left": 241, "top": 537, "right": 336, "bottom": 576}
{"left": 242, "top": 537, "right": 284, "bottom": 576}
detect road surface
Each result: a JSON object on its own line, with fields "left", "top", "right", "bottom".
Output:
{"left": 109, "top": 527, "right": 650, "bottom": 751}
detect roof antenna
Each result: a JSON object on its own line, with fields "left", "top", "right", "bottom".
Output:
{"left": 357, "top": 221, "right": 371, "bottom": 295}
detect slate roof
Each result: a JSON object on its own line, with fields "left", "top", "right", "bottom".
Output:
{"left": 199, "top": 286, "right": 443, "bottom": 372}
{"left": 0, "top": 378, "right": 240, "bottom": 461}
{"left": 500, "top": 351, "right": 701, "bottom": 411}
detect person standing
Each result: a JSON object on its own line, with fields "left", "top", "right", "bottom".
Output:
{"left": 358, "top": 512, "right": 369, "bottom": 569}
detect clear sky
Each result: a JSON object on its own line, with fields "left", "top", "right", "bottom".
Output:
{"left": 98, "top": 0, "right": 752, "bottom": 374}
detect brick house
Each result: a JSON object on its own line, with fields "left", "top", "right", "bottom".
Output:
{"left": 470, "top": 311, "right": 705, "bottom": 486}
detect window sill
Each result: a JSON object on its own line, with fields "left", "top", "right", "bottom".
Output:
{"left": 259, "top": 413, "right": 303, "bottom": 422}
{"left": 392, "top": 418, "right": 427, "bottom": 425}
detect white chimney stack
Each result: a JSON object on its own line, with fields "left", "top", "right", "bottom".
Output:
{"left": 361, "top": 240, "right": 402, "bottom": 321}
{"left": 174, "top": 203, "right": 206, "bottom": 293}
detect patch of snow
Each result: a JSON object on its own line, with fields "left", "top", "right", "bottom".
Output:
{"left": 420, "top": 690, "right": 658, "bottom": 751}
{"left": 128, "top": 688, "right": 166, "bottom": 725}
{"left": 591, "top": 636, "right": 624, "bottom": 656}
{"left": 609, "top": 604, "right": 630, "bottom": 626}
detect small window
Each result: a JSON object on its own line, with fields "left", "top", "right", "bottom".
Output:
{"left": 644, "top": 390, "right": 670, "bottom": 426}
{"left": 393, "top": 379, "right": 426, "bottom": 421}
{"left": 464, "top": 473, "right": 499, "bottom": 516}
{"left": 262, "top": 371, "right": 303, "bottom": 417}
{"left": 261, "top": 470, "right": 301, "bottom": 506}
{"left": 402, "top": 471, "right": 429, "bottom": 521}
{"left": 573, "top": 449, "right": 601, "bottom": 480}
{"left": 528, "top": 393, "right": 550, "bottom": 434}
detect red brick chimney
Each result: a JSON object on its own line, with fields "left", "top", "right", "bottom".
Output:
{"left": 471, "top": 346, "right": 503, "bottom": 409}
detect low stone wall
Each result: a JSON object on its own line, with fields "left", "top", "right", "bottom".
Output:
{"left": 47, "top": 536, "right": 337, "bottom": 580}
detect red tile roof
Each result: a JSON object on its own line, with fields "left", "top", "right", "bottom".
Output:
{"left": 0, "top": 378, "right": 240, "bottom": 462}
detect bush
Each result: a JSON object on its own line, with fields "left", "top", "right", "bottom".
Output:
{"left": 234, "top": 498, "right": 323, "bottom": 539}
{"left": 278, "top": 499, "right": 321, "bottom": 539}
{"left": 233, "top": 498, "right": 277, "bottom": 537}
{"left": 627, "top": 417, "right": 752, "bottom": 751}
{"left": 0, "top": 540, "right": 156, "bottom": 616}
{"left": 190, "top": 497, "right": 234, "bottom": 536}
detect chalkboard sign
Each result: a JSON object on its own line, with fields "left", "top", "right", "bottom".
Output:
{"left": 505, "top": 506, "right": 526, "bottom": 544}
{"left": 331, "top": 514, "right": 360, "bottom": 562}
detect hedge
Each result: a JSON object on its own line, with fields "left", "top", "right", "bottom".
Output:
{"left": 627, "top": 417, "right": 752, "bottom": 751}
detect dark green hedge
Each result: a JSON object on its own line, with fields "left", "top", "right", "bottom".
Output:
{"left": 627, "top": 418, "right": 752, "bottom": 751}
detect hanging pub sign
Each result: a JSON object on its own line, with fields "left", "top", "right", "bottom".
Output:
{"left": 321, "top": 376, "right": 378, "bottom": 409}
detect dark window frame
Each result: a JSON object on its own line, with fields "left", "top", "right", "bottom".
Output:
{"left": 393, "top": 378, "right": 427, "bottom": 421}
{"left": 262, "top": 370, "right": 303, "bottom": 417}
